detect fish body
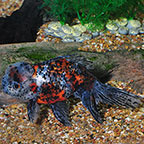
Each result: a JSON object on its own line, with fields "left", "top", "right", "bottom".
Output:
{"left": 32, "top": 57, "right": 95, "bottom": 104}
{"left": 1, "top": 56, "right": 142, "bottom": 126}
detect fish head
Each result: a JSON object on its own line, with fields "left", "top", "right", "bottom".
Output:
{"left": 1, "top": 62, "right": 37, "bottom": 103}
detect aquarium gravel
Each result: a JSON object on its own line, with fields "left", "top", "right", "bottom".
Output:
{"left": 78, "top": 32, "right": 144, "bottom": 53}
{"left": 0, "top": 80, "right": 143, "bottom": 143}
{"left": 0, "top": 0, "right": 24, "bottom": 17}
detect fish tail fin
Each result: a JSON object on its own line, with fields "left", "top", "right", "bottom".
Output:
{"left": 80, "top": 80, "right": 142, "bottom": 123}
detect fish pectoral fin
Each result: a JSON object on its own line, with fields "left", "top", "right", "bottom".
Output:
{"left": 81, "top": 91, "right": 103, "bottom": 123}
{"left": 27, "top": 98, "right": 40, "bottom": 123}
{"left": 50, "top": 101, "right": 71, "bottom": 126}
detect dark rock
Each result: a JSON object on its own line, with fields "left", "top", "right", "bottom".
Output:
{"left": 0, "top": 0, "right": 43, "bottom": 44}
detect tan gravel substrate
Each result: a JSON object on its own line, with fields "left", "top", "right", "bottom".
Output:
{"left": 0, "top": 80, "right": 143, "bottom": 143}
{"left": 78, "top": 32, "right": 144, "bottom": 52}
{"left": 0, "top": 0, "right": 24, "bottom": 17}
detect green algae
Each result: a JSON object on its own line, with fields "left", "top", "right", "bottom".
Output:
{"left": 15, "top": 46, "right": 57, "bottom": 63}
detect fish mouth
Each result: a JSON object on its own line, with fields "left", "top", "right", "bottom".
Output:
{"left": 0, "top": 91, "right": 28, "bottom": 106}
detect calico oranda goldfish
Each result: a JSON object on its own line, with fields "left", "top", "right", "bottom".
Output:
{"left": 1, "top": 56, "right": 142, "bottom": 126}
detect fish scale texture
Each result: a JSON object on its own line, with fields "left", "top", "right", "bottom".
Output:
{"left": 32, "top": 57, "right": 95, "bottom": 104}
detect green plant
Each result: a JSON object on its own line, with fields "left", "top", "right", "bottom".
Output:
{"left": 40, "top": 0, "right": 143, "bottom": 30}
{"left": 111, "top": 0, "right": 143, "bottom": 19}
{"left": 40, "top": 0, "right": 75, "bottom": 25}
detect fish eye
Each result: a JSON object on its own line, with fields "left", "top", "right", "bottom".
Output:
{"left": 14, "top": 84, "right": 19, "bottom": 89}
{"left": 13, "top": 82, "right": 20, "bottom": 89}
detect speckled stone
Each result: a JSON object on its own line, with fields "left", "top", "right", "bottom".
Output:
{"left": 106, "top": 21, "right": 118, "bottom": 31}
{"left": 116, "top": 18, "right": 128, "bottom": 27}
{"left": 81, "top": 33, "right": 92, "bottom": 40}
{"left": 62, "top": 35, "right": 75, "bottom": 42}
{"left": 92, "top": 31, "right": 99, "bottom": 38}
{"left": 75, "top": 36, "right": 86, "bottom": 43}
{"left": 44, "top": 29, "right": 54, "bottom": 35}
{"left": 53, "top": 31, "right": 66, "bottom": 38}
{"left": 48, "top": 21, "right": 62, "bottom": 31}
{"left": 71, "top": 29, "right": 81, "bottom": 37}
{"left": 110, "top": 30, "right": 119, "bottom": 34}
{"left": 138, "top": 27, "right": 144, "bottom": 34}
{"left": 75, "top": 33, "right": 92, "bottom": 42}
{"left": 61, "top": 25, "right": 73, "bottom": 35}
{"left": 127, "top": 20, "right": 141, "bottom": 29}
{"left": 37, "top": 18, "right": 143, "bottom": 43}
{"left": 129, "top": 28, "right": 139, "bottom": 35}
{"left": 118, "top": 26, "right": 129, "bottom": 35}
{"left": 72, "top": 24, "right": 87, "bottom": 33}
